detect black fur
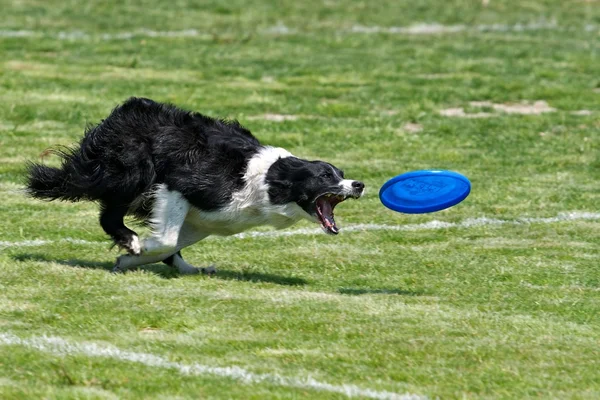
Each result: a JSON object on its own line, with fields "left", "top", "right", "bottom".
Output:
{"left": 26, "top": 97, "right": 264, "bottom": 251}
{"left": 25, "top": 97, "right": 363, "bottom": 255}
{"left": 26, "top": 97, "right": 260, "bottom": 211}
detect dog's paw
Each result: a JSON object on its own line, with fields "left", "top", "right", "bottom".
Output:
{"left": 201, "top": 265, "right": 217, "bottom": 276}
{"left": 111, "top": 257, "right": 126, "bottom": 274}
{"left": 176, "top": 264, "right": 216, "bottom": 276}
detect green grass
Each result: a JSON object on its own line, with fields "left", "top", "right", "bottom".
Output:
{"left": 1, "top": 1, "right": 600, "bottom": 398}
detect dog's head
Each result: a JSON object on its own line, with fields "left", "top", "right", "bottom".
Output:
{"left": 266, "top": 157, "right": 365, "bottom": 234}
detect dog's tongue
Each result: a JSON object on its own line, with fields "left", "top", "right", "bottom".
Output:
{"left": 316, "top": 196, "right": 339, "bottom": 234}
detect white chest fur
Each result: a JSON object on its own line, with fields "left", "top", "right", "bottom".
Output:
{"left": 185, "top": 203, "right": 302, "bottom": 236}
{"left": 184, "top": 146, "right": 310, "bottom": 236}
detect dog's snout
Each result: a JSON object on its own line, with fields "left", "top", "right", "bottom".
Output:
{"left": 352, "top": 181, "right": 365, "bottom": 191}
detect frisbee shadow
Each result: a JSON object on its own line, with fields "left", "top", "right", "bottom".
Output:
{"left": 338, "top": 287, "right": 425, "bottom": 296}
{"left": 213, "top": 269, "right": 307, "bottom": 286}
{"left": 11, "top": 253, "right": 179, "bottom": 279}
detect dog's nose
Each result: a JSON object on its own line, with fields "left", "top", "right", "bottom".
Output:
{"left": 352, "top": 181, "right": 365, "bottom": 191}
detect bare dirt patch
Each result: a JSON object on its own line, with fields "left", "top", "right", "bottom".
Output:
{"left": 571, "top": 110, "right": 593, "bottom": 116}
{"left": 439, "top": 108, "right": 494, "bottom": 118}
{"left": 440, "top": 100, "right": 556, "bottom": 118}
{"left": 470, "top": 100, "right": 556, "bottom": 115}
{"left": 401, "top": 122, "right": 423, "bottom": 133}
{"left": 248, "top": 113, "right": 299, "bottom": 122}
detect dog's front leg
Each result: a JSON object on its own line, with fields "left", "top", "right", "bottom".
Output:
{"left": 113, "top": 252, "right": 177, "bottom": 273}
{"left": 142, "top": 187, "right": 190, "bottom": 255}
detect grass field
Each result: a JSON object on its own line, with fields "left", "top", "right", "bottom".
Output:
{"left": 1, "top": 1, "right": 600, "bottom": 398}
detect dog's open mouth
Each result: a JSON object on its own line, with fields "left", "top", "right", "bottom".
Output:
{"left": 315, "top": 193, "right": 358, "bottom": 235}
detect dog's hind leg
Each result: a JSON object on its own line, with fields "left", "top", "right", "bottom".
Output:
{"left": 100, "top": 204, "right": 141, "bottom": 255}
{"left": 141, "top": 186, "right": 190, "bottom": 255}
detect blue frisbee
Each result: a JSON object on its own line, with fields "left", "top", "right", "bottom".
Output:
{"left": 379, "top": 170, "right": 471, "bottom": 214}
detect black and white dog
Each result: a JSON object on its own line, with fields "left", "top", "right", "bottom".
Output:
{"left": 26, "top": 98, "right": 365, "bottom": 274}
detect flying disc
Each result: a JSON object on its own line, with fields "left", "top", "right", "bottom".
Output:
{"left": 379, "top": 170, "right": 471, "bottom": 214}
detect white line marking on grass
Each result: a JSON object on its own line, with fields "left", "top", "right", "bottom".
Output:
{"left": 1, "top": 21, "right": 596, "bottom": 41}
{"left": 230, "top": 211, "right": 600, "bottom": 239}
{"left": 0, "top": 30, "right": 37, "bottom": 37}
{"left": 1, "top": 212, "right": 598, "bottom": 249}
{"left": 351, "top": 24, "right": 466, "bottom": 34}
{"left": 520, "top": 281, "right": 600, "bottom": 292}
{"left": 0, "top": 29, "right": 207, "bottom": 40}
{"left": 0, "top": 332, "right": 425, "bottom": 400}
{"left": 0, "top": 238, "right": 104, "bottom": 249}
{"left": 350, "top": 20, "right": 561, "bottom": 35}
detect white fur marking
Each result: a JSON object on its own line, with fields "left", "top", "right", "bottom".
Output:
{"left": 338, "top": 179, "right": 364, "bottom": 198}
{"left": 144, "top": 185, "right": 190, "bottom": 253}
{"left": 330, "top": 165, "right": 343, "bottom": 181}
{"left": 340, "top": 179, "right": 357, "bottom": 195}
{"left": 175, "top": 223, "right": 210, "bottom": 248}
{"left": 129, "top": 235, "right": 141, "bottom": 255}
{"left": 0, "top": 333, "right": 425, "bottom": 400}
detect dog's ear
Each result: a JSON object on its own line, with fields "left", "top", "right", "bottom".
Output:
{"left": 269, "top": 179, "right": 292, "bottom": 189}
{"left": 267, "top": 179, "right": 294, "bottom": 204}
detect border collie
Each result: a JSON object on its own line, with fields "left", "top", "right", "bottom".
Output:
{"left": 26, "top": 98, "right": 365, "bottom": 274}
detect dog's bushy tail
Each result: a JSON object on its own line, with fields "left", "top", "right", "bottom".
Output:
{"left": 26, "top": 147, "right": 103, "bottom": 202}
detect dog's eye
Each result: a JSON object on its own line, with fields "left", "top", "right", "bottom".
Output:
{"left": 320, "top": 172, "right": 333, "bottom": 179}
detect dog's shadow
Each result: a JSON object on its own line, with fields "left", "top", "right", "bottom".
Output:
{"left": 13, "top": 253, "right": 115, "bottom": 271}
{"left": 12, "top": 253, "right": 178, "bottom": 279}
{"left": 11, "top": 253, "right": 307, "bottom": 285}
{"left": 215, "top": 269, "right": 307, "bottom": 286}
{"left": 338, "top": 288, "right": 424, "bottom": 296}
